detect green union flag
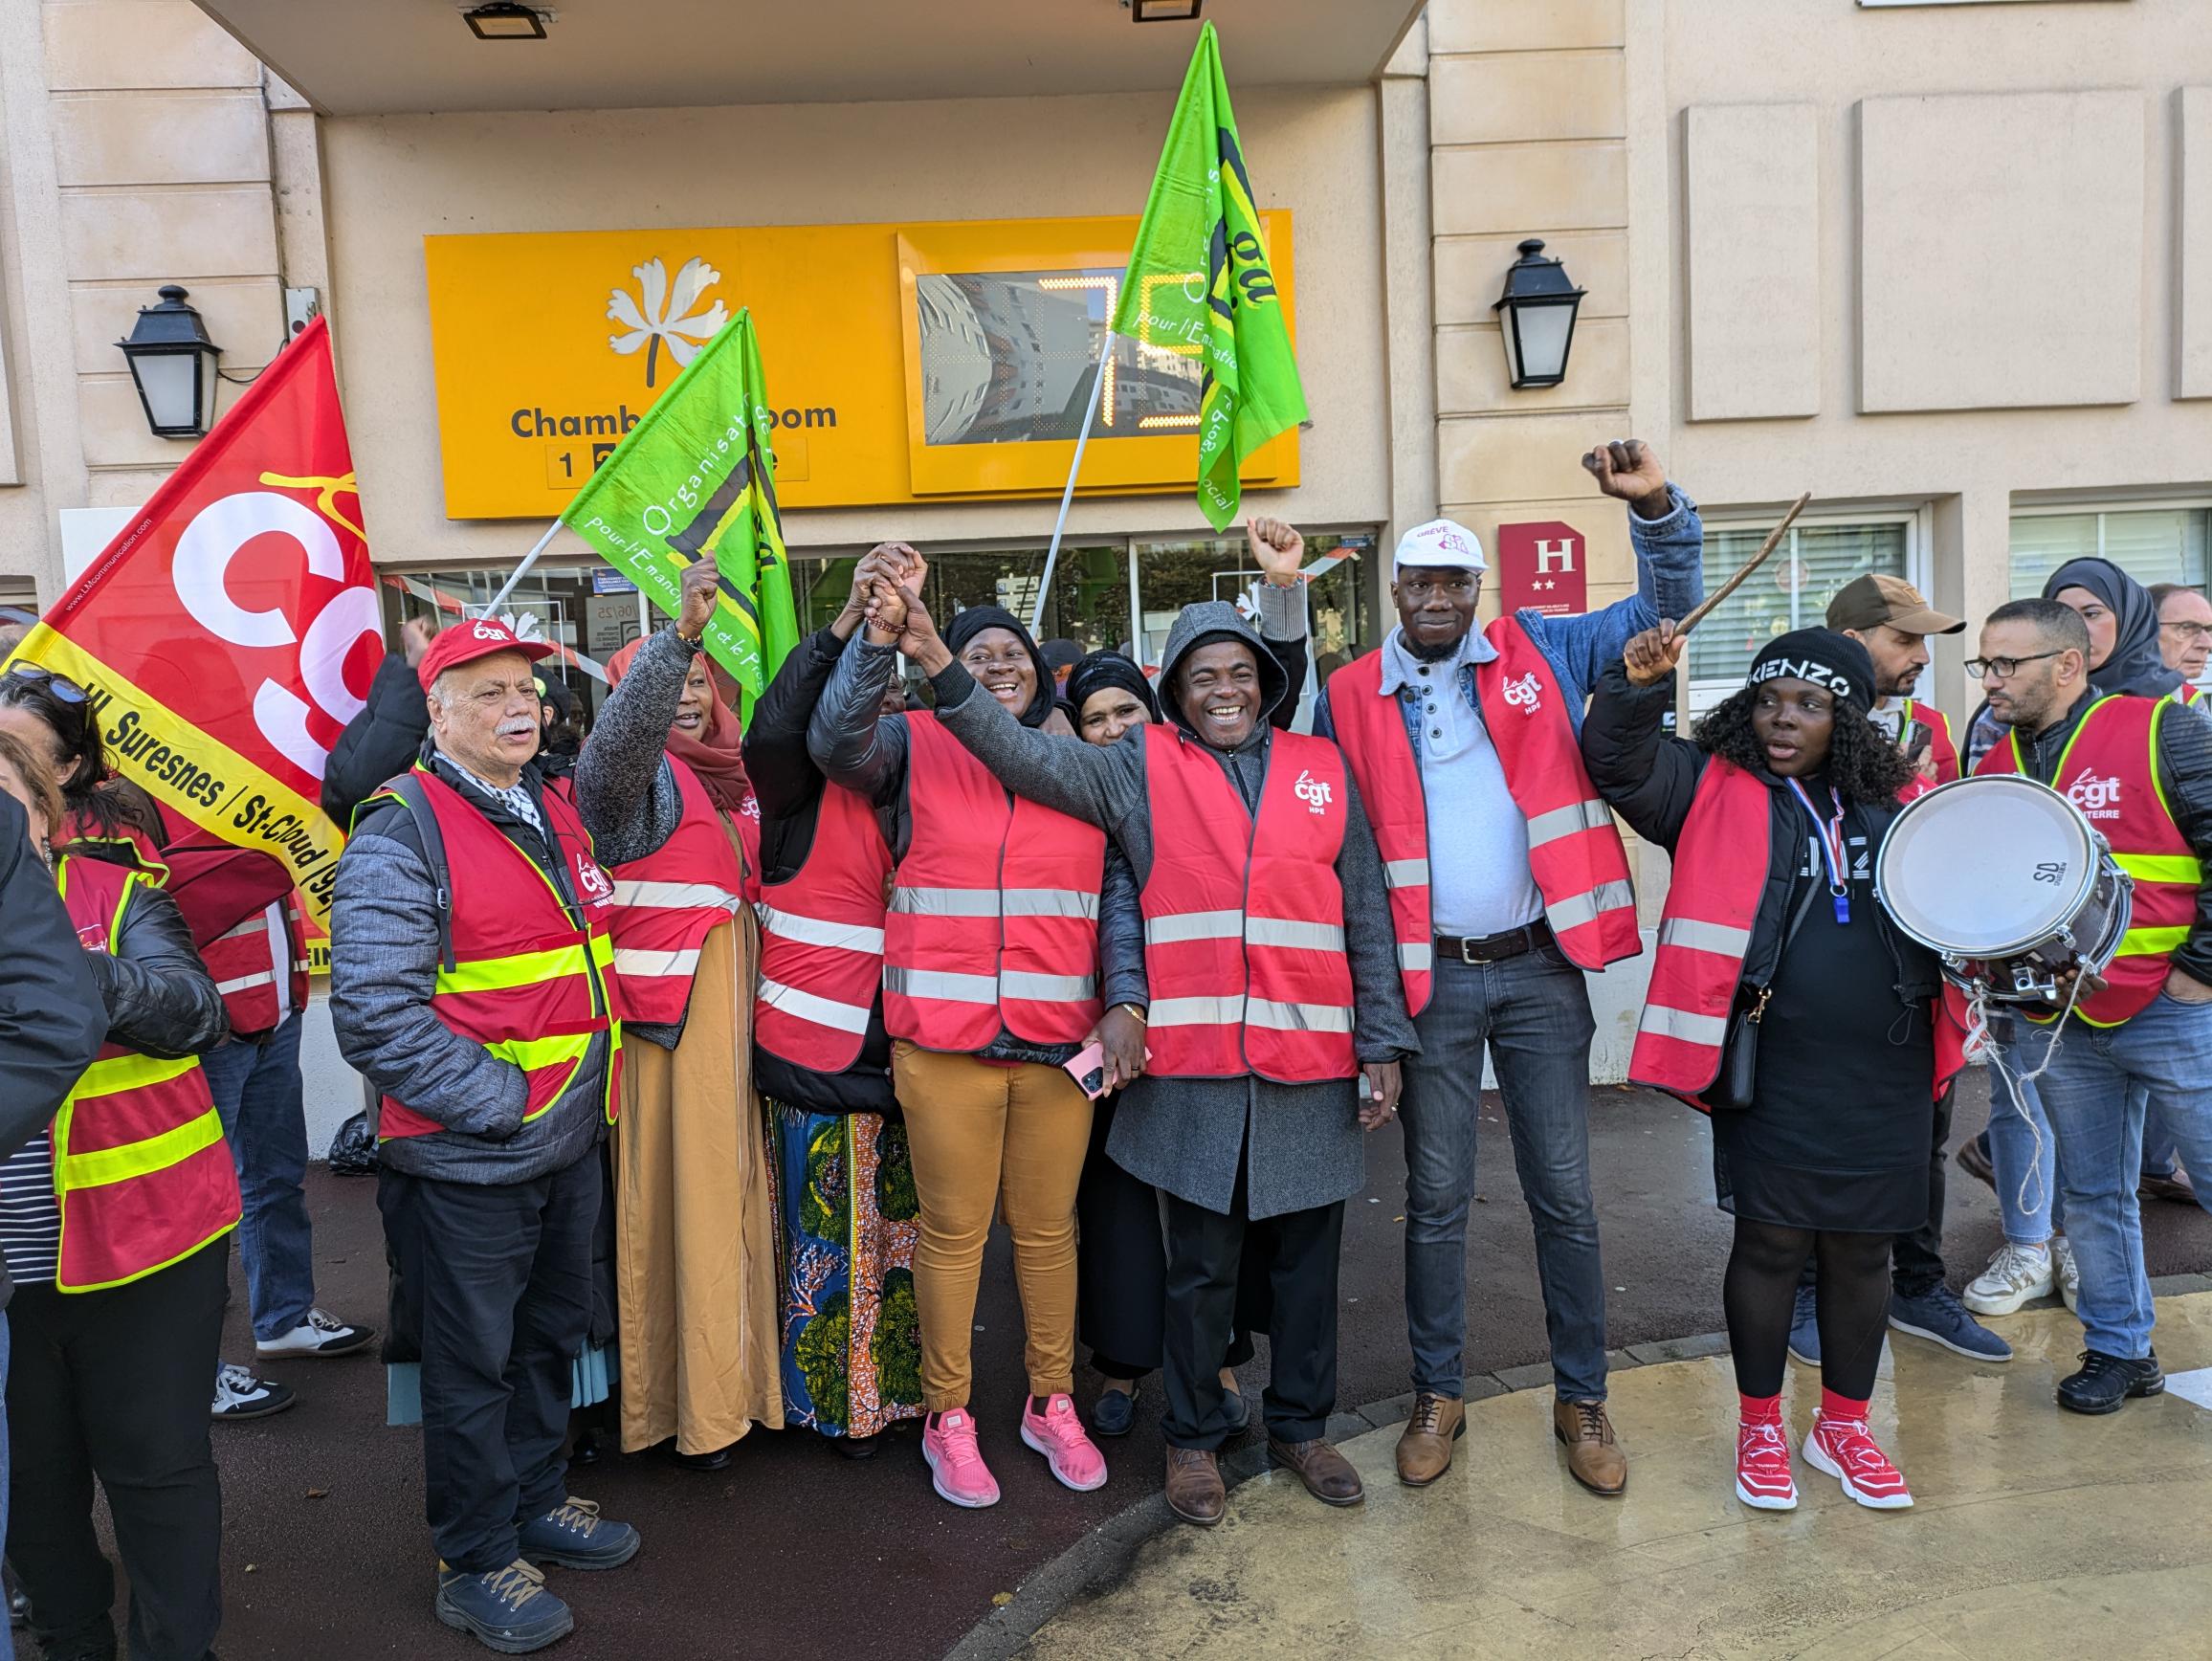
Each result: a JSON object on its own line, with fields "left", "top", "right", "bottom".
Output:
{"left": 1111, "top": 20, "right": 1308, "bottom": 532}
{"left": 560, "top": 306, "right": 799, "bottom": 704}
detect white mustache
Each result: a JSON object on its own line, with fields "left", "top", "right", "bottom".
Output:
{"left": 498, "top": 720, "right": 537, "bottom": 738}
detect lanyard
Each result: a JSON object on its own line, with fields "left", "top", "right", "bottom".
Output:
{"left": 1786, "top": 778, "right": 1851, "bottom": 924}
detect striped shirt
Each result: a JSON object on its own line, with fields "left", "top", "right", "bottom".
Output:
{"left": 0, "top": 1132, "right": 60, "bottom": 1285}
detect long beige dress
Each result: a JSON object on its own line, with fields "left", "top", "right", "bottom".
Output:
{"left": 610, "top": 898, "right": 785, "bottom": 1454}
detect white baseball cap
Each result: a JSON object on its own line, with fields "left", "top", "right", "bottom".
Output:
{"left": 1393, "top": 519, "right": 1487, "bottom": 574}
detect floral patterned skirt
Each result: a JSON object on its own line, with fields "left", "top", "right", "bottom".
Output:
{"left": 765, "top": 1102, "right": 924, "bottom": 1439}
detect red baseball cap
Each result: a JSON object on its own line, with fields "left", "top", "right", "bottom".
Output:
{"left": 416, "top": 616, "right": 555, "bottom": 690}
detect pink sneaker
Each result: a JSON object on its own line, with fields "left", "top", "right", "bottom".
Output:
{"left": 1803, "top": 1413, "right": 1913, "bottom": 1510}
{"left": 1020, "top": 1393, "right": 1109, "bottom": 1493}
{"left": 921, "top": 1409, "right": 1001, "bottom": 1509}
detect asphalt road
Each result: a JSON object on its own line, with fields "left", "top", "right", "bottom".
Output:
{"left": 154, "top": 1070, "right": 2211, "bottom": 1659}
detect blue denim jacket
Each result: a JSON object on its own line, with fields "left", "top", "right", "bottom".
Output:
{"left": 1316, "top": 487, "right": 1706, "bottom": 747}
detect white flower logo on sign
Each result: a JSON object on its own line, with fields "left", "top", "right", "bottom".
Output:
{"left": 607, "top": 257, "right": 728, "bottom": 388}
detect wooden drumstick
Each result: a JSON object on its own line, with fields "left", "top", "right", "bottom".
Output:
{"left": 1674, "top": 492, "right": 1814, "bottom": 636}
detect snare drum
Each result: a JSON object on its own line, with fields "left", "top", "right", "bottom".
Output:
{"left": 1874, "top": 775, "right": 2133, "bottom": 1002}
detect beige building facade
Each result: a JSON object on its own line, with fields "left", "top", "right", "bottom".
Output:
{"left": 5, "top": 0, "right": 2210, "bottom": 721}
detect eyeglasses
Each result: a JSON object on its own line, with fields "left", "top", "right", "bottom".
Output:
{"left": 0, "top": 663, "right": 86, "bottom": 703}
{"left": 1964, "top": 651, "right": 2063, "bottom": 680}
{"left": 2160, "top": 620, "right": 2212, "bottom": 642}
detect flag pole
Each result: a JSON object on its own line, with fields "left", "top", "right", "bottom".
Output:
{"left": 482, "top": 520, "right": 564, "bottom": 614}
{"left": 1031, "top": 329, "right": 1117, "bottom": 634}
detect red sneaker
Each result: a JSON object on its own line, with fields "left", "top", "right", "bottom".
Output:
{"left": 1803, "top": 1413, "right": 1913, "bottom": 1510}
{"left": 1735, "top": 1418, "right": 1798, "bottom": 1511}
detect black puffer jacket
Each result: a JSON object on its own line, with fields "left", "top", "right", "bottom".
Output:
{"left": 68, "top": 849, "right": 231, "bottom": 1061}
{"left": 1579, "top": 663, "right": 1943, "bottom": 1004}
{"left": 321, "top": 653, "right": 430, "bottom": 829}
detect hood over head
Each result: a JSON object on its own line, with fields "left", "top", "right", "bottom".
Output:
{"left": 1064, "top": 649, "right": 1161, "bottom": 725}
{"left": 942, "top": 604, "right": 1057, "bottom": 727}
{"left": 1156, "top": 601, "right": 1289, "bottom": 747}
{"left": 2043, "top": 556, "right": 2181, "bottom": 699}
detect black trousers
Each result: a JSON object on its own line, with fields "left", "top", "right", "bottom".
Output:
{"left": 1797, "top": 1079, "right": 1955, "bottom": 1298}
{"left": 378, "top": 1150, "right": 598, "bottom": 1574}
{"left": 1160, "top": 1162, "right": 1343, "bottom": 1450}
{"left": 1076, "top": 1096, "right": 1264, "bottom": 1380}
{"left": 7, "top": 1237, "right": 228, "bottom": 1661}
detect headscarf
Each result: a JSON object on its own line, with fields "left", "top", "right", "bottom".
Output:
{"left": 1745, "top": 628, "right": 1876, "bottom": 713}
{"left": 2043, "top": 557, "right": 2181, "bottom": 699}
{"left": 605, "top": 636, "right": 755, "bottom": 815}
{"left": 1063, "top": 650, "right": 1161, "bottom": 726}
{"left": 941, "top": 605, "right": 1057, "bottom": 727}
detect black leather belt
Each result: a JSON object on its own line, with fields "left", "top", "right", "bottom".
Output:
{"left": 1434, "top": 921, "right": 1552, "bottom": 964}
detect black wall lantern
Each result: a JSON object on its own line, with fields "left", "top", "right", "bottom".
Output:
{"left": 1493, "top": 238, "right": 1585, "bottom": 390}
{"left": 117, "top": 285, "right": 222, "bottom": 440}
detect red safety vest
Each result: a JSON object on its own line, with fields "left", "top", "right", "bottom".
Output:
{"left": 1630, "top": 761, "right": 1963, "bottom": 1112}
{"left": 53, "top": 855, "right": 240, "bottom": 1292}
{"left": 1976, "top": 695, "right": 2201, "bottom": 1027}
{"left": 370, "top": 768, "right": 623, "bottom": 1139}
{"left": 603, "top": 757, "right": 749, "bottom": 1026}
{"left": 756, "top": 784, "right": 891, "bottom": 1074}
{"left": 1901, "top": 698, "right": 1960, "bottom": 786}
{"left": 2176, "top": 682, "right": 2203, "bottom": 706}
{"left": 1325, "top": 622, "right": 1639, "bottom": 1013}
{"left": 884, "top": 715, "right": 1105, "bottom": 1051}
{"left": 1139, "top": 724, "right": 1359, "bottom": 1082}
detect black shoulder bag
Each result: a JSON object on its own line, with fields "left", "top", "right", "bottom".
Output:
{"left": 1706, "top": 877, "right": 1821, "bottom": 1113}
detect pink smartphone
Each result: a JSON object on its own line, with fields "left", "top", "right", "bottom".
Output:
{"left": 1065, "top": 1042, "right": 1109, "bottom": 1099}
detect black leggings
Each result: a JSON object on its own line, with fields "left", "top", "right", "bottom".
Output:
{"left": 1723, "top": 1220, "right": 1891, "bottom": 1401}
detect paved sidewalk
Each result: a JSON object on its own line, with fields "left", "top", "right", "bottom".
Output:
{"left": 178, "top": 1073, "right": 2207, "bottom": 1658}
{"left": 1022, "top": 1293, "right": 2212, "bottom": 1660}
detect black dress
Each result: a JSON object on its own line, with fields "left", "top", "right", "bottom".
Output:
{"left": 1714, "top": 796, "right": 1936, "bottom": 1234}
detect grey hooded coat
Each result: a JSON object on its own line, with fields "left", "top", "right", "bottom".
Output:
{"left": 882, "top": 600, "right": 1418, "bottom": 1221}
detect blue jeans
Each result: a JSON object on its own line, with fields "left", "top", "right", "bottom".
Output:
{"left": 2138, "top": 1087, "right": 2178, "bottom": 1179}
{"left": 2032, "top": 990, "right": 2212, "bottom": 1359}
{"left": 1987, "top": 1018, "right": 2062, "bottom": 1246}
{"left": 1400, "top": 943, "right": 1605, "bottom": 1401}
{"left": 201, "top": 1011, "right": 317, "bottom": 1340}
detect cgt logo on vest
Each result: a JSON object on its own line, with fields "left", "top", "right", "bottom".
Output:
{"left": 1500, "top": 672, "right": 1543, "bottom": 715}
{"left": 2068, "top": 771, "right": 2124, "bottom": 820}
{"left": 1294, "top": 769, "right": 1334, "bottom": 815}
{"left": 577, "top": 859, "right": 615, "bottom": 905}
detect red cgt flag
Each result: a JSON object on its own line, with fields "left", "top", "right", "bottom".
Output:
{"left": 7, "top": 317, "right": 383, "bottom": 924}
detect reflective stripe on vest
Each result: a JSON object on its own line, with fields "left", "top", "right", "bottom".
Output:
{"left": 755, "top": 781, "right": 892, "bottom": 1073}
{"left": 199, "top": 901, "right": 308, "bottom": 1035}
{"left": 1902, "top": 699, "right": 1961, "bottom": 786}
{"left": 604, "top": 757, "right": 748, "bottom": 1027}
{"left": 1325, "top": 621, "right": 1638, "bottom": 1017}
{"left": 1976, "top": 696, "right": 2201, "bottom": 1027}
{"left": 884, "top": 715, "right": 1104, "bottom": 1051}
{"left": 1630, "top": 763, "right": 1965, "bottom": 1111}
{"left": 372, "top": 769, "right": 622, "bottom": 1140}
{"left": 53, "top": 857, "right": 240, "bottom": 1292}
{"left": 1138, "top": 724, "right": 1357, "bottom": 1082}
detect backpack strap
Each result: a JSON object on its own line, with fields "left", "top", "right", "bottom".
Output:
{"left": 358, "top": 772, "right": 456, "bottom": 976}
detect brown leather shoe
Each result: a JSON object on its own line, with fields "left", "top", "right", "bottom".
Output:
{"left": 1268, "top": 1435, "right": 1364, "bottom": 1507}
{"left": 1954, "top": 1137, "right": 1996, "bottom": 1191}
{"left": 1164, "top": 1446, "right": 1225, "bottom": 1527}
{"left": 1395, "top": 1392, "right": 1466, "bottom": 1487}
{"left": 1553, "top": 1399, "right": 1626, "bottom": 1496}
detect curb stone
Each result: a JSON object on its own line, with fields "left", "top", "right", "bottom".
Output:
{"left": 942, "top": 1333, "right": 1722, "bottom": 1660}
{"left": 949, "top": 1269, "right": 2175, "bottom": 1658}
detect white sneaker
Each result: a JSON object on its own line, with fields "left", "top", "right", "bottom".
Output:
{"left": 255, "top": 1306, "right": 375, "bottom": 1360}
{"left": 2053, "top": 1236, "right": 2081, "bottom": 1315}
{"left": 212, "top": 1362, "right": 297, "bottom": 1420}
{"left": 1962, "top": 1242, "right": 2053, "bottom": 1316}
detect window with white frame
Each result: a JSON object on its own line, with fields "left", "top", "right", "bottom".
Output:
{"left": 1686, "top": 518, "right": 1915, "bottom": 715}
{"left": 2008, "top": 505, "right": 2209, "bottom": 598}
